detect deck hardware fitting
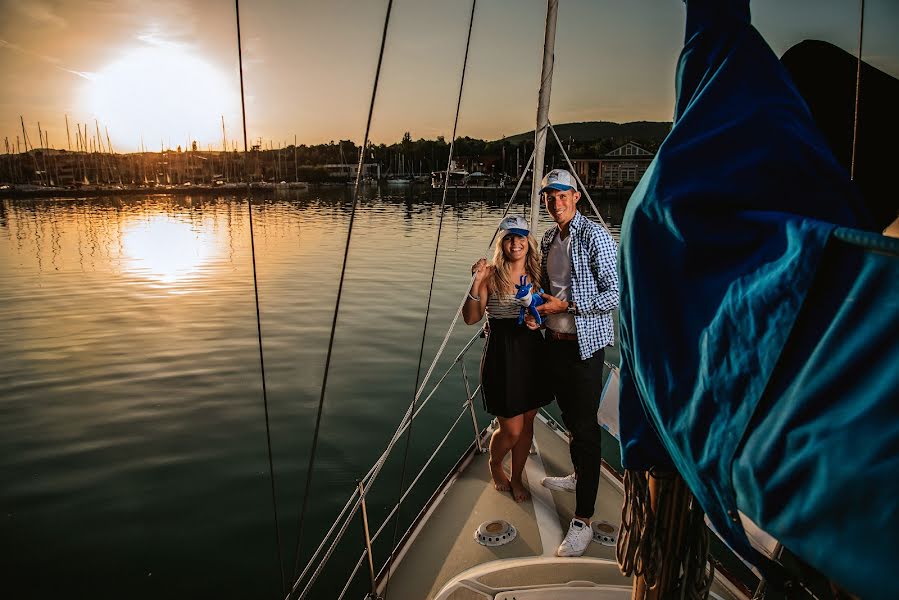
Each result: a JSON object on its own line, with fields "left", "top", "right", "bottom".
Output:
{"left": 474, "top": 520, "right": 518, "bottom": 547}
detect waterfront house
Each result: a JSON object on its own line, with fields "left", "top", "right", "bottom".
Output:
{"left": 572, "top": 141, "right": 655, "bottom": 188}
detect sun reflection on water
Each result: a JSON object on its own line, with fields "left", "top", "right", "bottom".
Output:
{"left": 120, "top": 214, "right": 220, "bottom": 285}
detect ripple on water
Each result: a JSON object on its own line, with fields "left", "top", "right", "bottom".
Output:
{"left": 0, "top": 190, "right": 626, "bottom": 598}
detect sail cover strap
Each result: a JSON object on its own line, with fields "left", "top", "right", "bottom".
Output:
{"left": 617, "top": 0, "right": 896, "bottom": 597}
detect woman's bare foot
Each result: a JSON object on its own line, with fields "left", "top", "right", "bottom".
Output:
{"left": 490, "top": 460, "right": 511, "bottom": 492}
{"left": 510, "top": 479, "right": 530, "bottom": 503}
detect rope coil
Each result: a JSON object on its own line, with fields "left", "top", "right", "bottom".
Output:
{"left": 617, "top": 470, "right": 714, "bottom": 600}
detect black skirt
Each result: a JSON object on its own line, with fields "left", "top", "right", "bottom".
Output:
{"left": 480, "top": 318, "right": 552, "bottom": 418}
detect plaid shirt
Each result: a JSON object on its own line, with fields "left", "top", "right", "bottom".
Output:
{"left": 541, "top": 210, "right": 619, "bottom": 360}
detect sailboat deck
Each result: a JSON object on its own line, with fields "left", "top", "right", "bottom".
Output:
{"left": 381, "top": 414, "right": 747, "bottom": 599}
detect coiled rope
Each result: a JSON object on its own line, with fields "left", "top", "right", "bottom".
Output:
{"left": 617, "top": 469, "right": 714, "bottom": 600}
{"left": 234, "top": 0, "right": 285, "bottom": 593}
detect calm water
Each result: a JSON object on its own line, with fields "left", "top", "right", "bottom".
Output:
{"left": 0, "top": 187, "right": 624, "bottom": 599}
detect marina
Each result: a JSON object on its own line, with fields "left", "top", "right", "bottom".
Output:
{"left": 2, "top": 0, "right": 898, "bottom": 598}
{"left": 2, "top": 188, "right": 582, "bottom": 599}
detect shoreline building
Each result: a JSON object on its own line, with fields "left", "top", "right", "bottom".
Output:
{"left": 572, "top": 142, "right": 655, "bottom": 189}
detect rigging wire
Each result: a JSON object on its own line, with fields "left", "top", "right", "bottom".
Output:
{"left": 547, "top": 121, "right": 610, "bottom": 231}
{"left": 293, "top": 391, "right": 476, "bottom": 599}
{"left": 850, "top": 0, "right": 865, "bottom": 181}
{"left": 289, "top": 0, "right": 395, "bottom": 592}
{"left": 234, "top": 0, "right": 286, "bottom": 594}
{"left": 290, "top": 149, "right": 532, "bottom": 596}
{"left": 383, "top": 3, "right": 478, "bottom": 597}
{"left": 336, "top": 406, "right": 472, "bottom": 600}
{"left": 287, "top": 330, "right": 479, "bottom": 597}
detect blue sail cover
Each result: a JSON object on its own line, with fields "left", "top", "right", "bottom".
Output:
{"left": 617, "top": 0, "right": 899, "bottom": 597}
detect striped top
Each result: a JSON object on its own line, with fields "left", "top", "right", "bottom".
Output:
{"left": 486, "top": 292, "right": 521, "bottom": 320}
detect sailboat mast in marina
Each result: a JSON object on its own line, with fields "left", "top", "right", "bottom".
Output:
{"left": 529, "top": 0, "right": 557, "bottom": 232}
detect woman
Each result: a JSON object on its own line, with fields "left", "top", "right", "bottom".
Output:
{"left": 463, "top": 215, "right": 551, "bottom": 503}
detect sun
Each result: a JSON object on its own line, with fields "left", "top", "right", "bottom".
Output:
{"left": 80, "top": 42, "right": 239, "bottom": 151}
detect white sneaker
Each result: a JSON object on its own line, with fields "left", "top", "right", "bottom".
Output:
{"left": 557, "top": 518, "right": 593, "bottom": 557}
{"left": 541, "top": 472, "right": 577, "bottom": 492}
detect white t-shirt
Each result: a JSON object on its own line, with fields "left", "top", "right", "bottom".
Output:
{"left": 545, "top": 231, "right": 576, "bottom": 334}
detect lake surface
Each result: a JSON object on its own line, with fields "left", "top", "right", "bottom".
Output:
{"left": 0, "top": 187, "right": 624, "bottom": 599}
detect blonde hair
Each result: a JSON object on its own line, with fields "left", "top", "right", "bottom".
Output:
{"left": 489, "top": 232, "right": 542, "bottom": 294}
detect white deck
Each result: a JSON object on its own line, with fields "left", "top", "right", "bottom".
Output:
{"left": 378, "top": 413, "right": 749, "bottom": 600}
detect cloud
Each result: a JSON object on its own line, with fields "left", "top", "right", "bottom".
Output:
{"left": 136, "top": 31, "right": 184, "bottom": 50}
{"left": 14, "top": 2, "right": 68, "bottom": 28}
{"left": 0, "top": 38, "right": 56, "bottom": 62}
{"left": 0, "top": 38, "right": 95, "bottom": 80}
{"left": 62, "top": 68, "right": 97, "bottom": 81}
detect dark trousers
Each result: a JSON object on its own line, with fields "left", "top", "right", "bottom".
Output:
{"left": 547, "top": 339, "right": 605, "bottom": 519}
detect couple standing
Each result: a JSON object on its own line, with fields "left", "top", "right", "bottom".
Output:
{"left": 462, "top": 169, "right": 619, "bottom": 558}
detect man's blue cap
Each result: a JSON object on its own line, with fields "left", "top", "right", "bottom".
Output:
{"left": 540, "top": 169, "right": 576, "bottom": 194}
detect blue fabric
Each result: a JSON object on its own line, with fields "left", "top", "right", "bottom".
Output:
{"left": 617, "top": 0, "right": 897, "bottom": 596}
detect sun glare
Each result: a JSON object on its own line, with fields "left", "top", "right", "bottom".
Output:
{"left": 81, "top": 43, "right": 238, "bottom": 151}
{"left": 120, "top": 215, "right": 220, "bottom": 285}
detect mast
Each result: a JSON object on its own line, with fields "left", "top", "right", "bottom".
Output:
{"left": 21, "top": 115, "right": 44, "bottom": 185}
{"left": 221, "top": 115, "right": 228, "bottom": 182}
{"left": 95, "top": 120, "right": 107, "bottom": 183}
{"left": 65, "top": 114, "right": 72, "bottom": 151}
{"left": 19, "top": 117, "right": 27, "bottom": 152}
{"left": 529, "top": 0, "right": 558, "bottom": 232}
{"left": 38, "top": 122, "right": 52, "bottom": 185}
{"left": 106, "top": 126, "right": 121, "bottom": 184}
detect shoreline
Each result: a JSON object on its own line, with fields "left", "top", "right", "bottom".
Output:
{"left": 0, "top": 182, "right": 634, "bottom": 200}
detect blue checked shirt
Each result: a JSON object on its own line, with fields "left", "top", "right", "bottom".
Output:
{"left": 541, "top": 210, "right": 619, "bottom": 360}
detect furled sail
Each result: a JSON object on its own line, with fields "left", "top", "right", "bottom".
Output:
{"left": 617, "top": 0, "right": 898, "bottom": 597}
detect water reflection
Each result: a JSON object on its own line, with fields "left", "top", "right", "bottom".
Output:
{"left": 0, "top": 188, "right": 626, "bottom": 600}
{"left": 120, "top": 214, "right": 221, "bottom": 285}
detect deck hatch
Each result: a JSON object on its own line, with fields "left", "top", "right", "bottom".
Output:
{"left": 474, "top": 520, "right": 518, "bottom": 547}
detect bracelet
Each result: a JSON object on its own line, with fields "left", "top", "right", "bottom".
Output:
{"left": 467, "top": 292, "right": 480, "bottom": 302}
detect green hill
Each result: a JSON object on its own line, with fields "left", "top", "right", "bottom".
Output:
{"left": 500, "top": 121, "right": 671, "bottom": 145}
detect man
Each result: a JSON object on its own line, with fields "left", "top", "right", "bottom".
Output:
{"left": 525, "top": 168, "right": 618, "bottom": 557}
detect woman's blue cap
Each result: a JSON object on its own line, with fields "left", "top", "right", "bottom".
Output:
{"left": 499, "top": 215, "right": 529, "bottom": 237}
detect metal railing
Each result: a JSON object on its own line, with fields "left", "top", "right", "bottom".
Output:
{"left": 288, "top": 328, "right": 486, "bottom": 600}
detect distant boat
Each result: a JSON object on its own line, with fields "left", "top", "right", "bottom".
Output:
{"left": 430, "top": 169, "right": 507, "bottom": 190}
{"left": 430, "top": 167, "right": 467, "bottom": 189}
{"left": 465, "top": 171, "right": 508, "bottom": 189}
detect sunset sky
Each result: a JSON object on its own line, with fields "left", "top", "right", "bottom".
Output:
{"left": 2, "top": 0, "right": 898, "bottom": 153}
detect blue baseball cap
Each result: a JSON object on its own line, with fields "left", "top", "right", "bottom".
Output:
{"left": 498, "top": 215, "right": 529, "bottom": 237}
{"left": 540, "top": 168, "right": 576, "bottom": 194}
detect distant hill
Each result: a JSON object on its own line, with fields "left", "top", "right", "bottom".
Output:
{"left": 499, "top": 121, "right": 672, "bottom": 145}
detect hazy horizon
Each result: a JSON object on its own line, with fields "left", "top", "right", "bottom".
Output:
{"left": 2, "top": 0, "right": 898, "bottom": 153}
